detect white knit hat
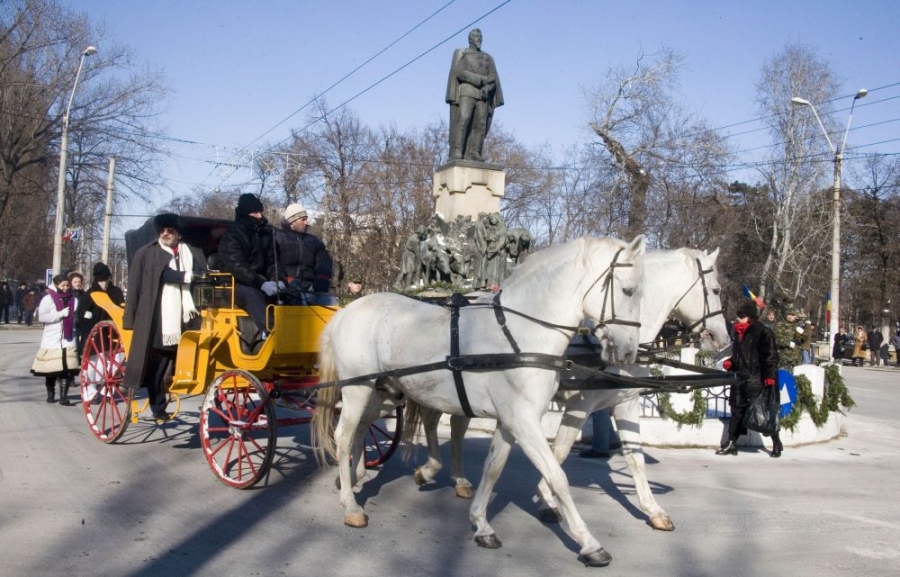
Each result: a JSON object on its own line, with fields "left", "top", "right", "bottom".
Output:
{"left": 284, "top": 203, "right": 308, "bottom": 223}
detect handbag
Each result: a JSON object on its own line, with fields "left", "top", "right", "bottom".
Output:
{"left": 743, "top": 384, "right": 780, "bottom": 436}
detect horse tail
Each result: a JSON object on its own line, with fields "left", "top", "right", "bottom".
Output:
{"left": 311, "top": 327, "right": 339, "bottom": 465}
{"left": 400, "top": 398, "right": 426, "bottom": 463}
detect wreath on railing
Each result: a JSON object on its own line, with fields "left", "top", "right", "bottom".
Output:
{"left": 657, "top": 389, "right": 708, "bottom": 427}
{"left": 779, "top": 364, "right": 856, "bottom": 431}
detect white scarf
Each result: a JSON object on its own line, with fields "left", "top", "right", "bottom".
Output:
{"left": 159, "top": 240, "right": 197, "bottom": 346}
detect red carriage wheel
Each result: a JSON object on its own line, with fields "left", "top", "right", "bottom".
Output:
{"left": 80, "top": 321, "right": 133, "bottom": 443}
{"left": 200, "top": 370, "right": 276, "bottom": 489}
{"left": 363, "top": 404, "right": 403, "bottom": 468}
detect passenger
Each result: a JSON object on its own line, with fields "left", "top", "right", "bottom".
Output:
{"left": 30, "top": 274, "right": 79, "bottom": 405}
{"left": 217, "top": 193, "right": 283, "bottom": 331}
{"left": 67, "top": 271, "right": 86, "bottom": 358}
{"left": 275, "top": 203, "right": 334, "bottom": 305}
{"left": 123, "top": 213, "right": 206, "bottom": 423}
{"left": 77, "top": 262, "right": 126, "bottom": 340}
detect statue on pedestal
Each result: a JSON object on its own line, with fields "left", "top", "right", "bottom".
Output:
{"left": 445, "top": 28, "right": 503, "bottom": 162}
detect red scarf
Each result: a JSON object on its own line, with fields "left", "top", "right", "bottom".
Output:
{"left": 733, "top": 321, "right": 750, "bottom": 342}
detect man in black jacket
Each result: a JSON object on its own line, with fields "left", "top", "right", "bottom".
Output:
{"left": 217, "top": 193, "right": 282, "bottom": 332}
{"left": 275, "top": 203, "right": 334, "bottom": 305}
{"left": 717, "top": 301, "right": 783, "bottom": 457}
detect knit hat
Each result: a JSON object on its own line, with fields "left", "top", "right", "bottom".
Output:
{"left": 153, "top": 212, "right": 181, "bottom": 233}
{"left": 736, "top": 302, "right": 759, "bottom": 320}
{"left": 92, "top": 262, "right": 112, "bottom": 281}
{"left": 236, "top": 193, "right": 264, "bottom": 216}
{"left": 284, "top": 203, "right": 308, "bottom": 223}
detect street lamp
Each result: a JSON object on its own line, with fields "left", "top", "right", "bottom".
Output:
{"left": 791, "top": 88, "right": 867, "bottom": 357}
{"left": 52, "top": 45, "right": 97, "bottom": 276}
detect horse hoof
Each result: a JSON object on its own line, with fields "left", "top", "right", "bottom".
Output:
{"left": 455, "top": 485, "right": 474, "bottom": 499}
{"left": 580, "top": 547, "right": 612, "bottom": 567}
{"left": 344, "top": 513, "right": 368, "bottom": 528}
{"left": 413, "top": 469, "right": 428, "bottom": 486}
{"left": 475, "top": 534, "right": 502, "bottom": 549}
{"left": 650, "top": 514, "right": 675, "bottom": 531}
{"left": 538, "top": 508, "right": 562, "bottom": 524}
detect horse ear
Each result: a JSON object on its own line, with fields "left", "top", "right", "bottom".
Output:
{"left": 628, "top": 234, "right": 647, "bottom": 255}
{"left": 708, "top": 247, "right": 720, "bottom": 262}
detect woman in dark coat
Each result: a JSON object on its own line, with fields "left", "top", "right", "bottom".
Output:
{"left": 717, "top": 301, "right": 782, "bottom": 457}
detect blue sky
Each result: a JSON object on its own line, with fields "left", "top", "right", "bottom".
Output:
{"left": 60, "top": 0, "right": 900, "bottom": 232}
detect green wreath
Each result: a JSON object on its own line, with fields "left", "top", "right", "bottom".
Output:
{"left": 779, "top": 365, "right": 856, "bottom": 431}
{"left": 657, "top": 389, "right": 708, "bottom": 427}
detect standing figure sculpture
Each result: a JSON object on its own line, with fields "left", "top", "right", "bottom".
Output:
{"left": 446, "top": 28, "right": 503, "bottom": 162}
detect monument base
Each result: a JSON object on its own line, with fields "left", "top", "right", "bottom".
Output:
{"left": 432, "top": 162, "right": 505, "bottom": 222}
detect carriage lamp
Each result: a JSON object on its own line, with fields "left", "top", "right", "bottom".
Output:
{"left": 790, "top": 88, "right": 867, "bottom": 353}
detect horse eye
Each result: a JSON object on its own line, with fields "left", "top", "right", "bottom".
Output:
{"left": 622, "top": 287, "right": 635, "bottom": 297}
{"left": 712, "top": 288, "right": 721, "bottom": 296}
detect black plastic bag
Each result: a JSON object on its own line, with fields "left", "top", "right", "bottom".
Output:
{"left": 743, "top": 384, "right": 780, "bottom": 436}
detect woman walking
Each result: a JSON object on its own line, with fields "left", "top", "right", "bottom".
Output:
{"left": 851, "top": 325, "right": 867, "bottom": 367}
{"left": 30, "top": 274, "right": 79, "bottom": 405}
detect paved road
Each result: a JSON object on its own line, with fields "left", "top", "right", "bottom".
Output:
{"left": 1, "top": 326, "right": 899, "bottom": 577}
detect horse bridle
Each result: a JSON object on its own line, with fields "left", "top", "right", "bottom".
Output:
{"left": 667, "top": 256, "right": 725, "bottom": 335}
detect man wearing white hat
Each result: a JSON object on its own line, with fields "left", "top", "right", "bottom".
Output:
{"left": 275, "top": 203, "right": 334, "bottom": 305}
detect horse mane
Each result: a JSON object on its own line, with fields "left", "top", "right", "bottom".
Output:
{"left": 502, "top": 237, "right": 618, "bottom": 291}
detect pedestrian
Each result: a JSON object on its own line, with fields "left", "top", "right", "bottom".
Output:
{"left": 77, "top": 262, "right": 125, "bottom": 342}
{"left": 717, "top": 302, "right": 782, "bottom": 457}
{"left": 774, "top": 308, "right": 802, "bottom": 368}
{"left": 867, "top": 326, "right": 883, "bottom": 367}
{"left": 217, "top": 193, "right": 282, "bottom": 333}
{"left": 851, "top": 326, "right": 867, "bottom": 367}
{"left": 68, "top": 271, "right": 86, "bottom": 358}
{"left": 30, "top": 274, "right": 79, "bottom": 405}
{"left": 122, "top": 213, "right": 206, "bottom": 423}
{"left": 274, "top": 203, "right": 334, "bottom": 305}
{"left": 799, "top": 320, "right": 814, "bottom": 364}
{"left": 891, "top": 330, "right": 900, "bottom": 367}
{"left": 0, "top": 281, "right": 11, "bottom": 324}
{"left": 579, "top": 408, "right": 620, "bottom": 459}
{"left": 760, "top": 308, "right": 777, "bottom": 331}
{"left": 22, "top": 285, "right": 38, "bottom": 326}
{"left": 15, "top": 282, "right": 26, "bottom": 323}
{"left": 832, "top": 325, "right": 850, "bottom": 363}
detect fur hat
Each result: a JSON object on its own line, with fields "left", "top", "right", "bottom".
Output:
{"left": 736, "top": 301, "right": 759, "bottom": 320}
{"left": 153, "top": 212, "right": 181, "bottom": 233}
{"left": 284, "top": 203, "right": 308, "bottom": 223}
{"left": 236, "top": 193, "right": 264, "bottom": 216}
{"left": 92, "top": 262, "right": 112, "bottom": 281}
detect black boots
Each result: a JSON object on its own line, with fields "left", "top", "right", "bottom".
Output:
{"left": 58, "top": 378, "right": 72, "bottom": 406}
{"left": 715, "top": 441, "right": 738, "bottom": 455}
{"left": 771, "top": 439, "right": 783, "bottom": 458}
{"left": 45, "top": 380, "right": 56, "bottom": 403}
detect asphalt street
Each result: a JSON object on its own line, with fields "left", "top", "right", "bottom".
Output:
{"left": 1, "top": 325, "right": 898, "bottom": 577}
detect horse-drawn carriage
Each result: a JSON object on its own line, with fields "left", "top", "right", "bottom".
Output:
{"left": 77, "top": 216, "right": 401, "bottom": 489}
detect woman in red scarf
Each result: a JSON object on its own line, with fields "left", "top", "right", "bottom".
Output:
{"left": 717, "top": 301, "right": 781, "bottom": 456}
{"left": 30, "top": 274, "right": 79, "bottom": 404}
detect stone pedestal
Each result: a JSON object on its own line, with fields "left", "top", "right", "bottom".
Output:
{"left": 432, "top": 160, "right": 505, "bottom": 221}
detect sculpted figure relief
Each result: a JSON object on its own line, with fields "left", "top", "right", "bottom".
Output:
{"left": 445, "top": 28, "right": 503, "bottom": 162}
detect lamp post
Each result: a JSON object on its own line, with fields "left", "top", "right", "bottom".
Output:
{"left": 51, "top": 45, "right": 97, "bottom": 276}
{"left": 791, "top": 88, "right": 867, "bottom": 357}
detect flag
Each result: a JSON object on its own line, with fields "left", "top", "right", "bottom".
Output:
{"left": 742, "top": 284, "right": 766, "bottom": 310}
{"left": 825, "top": 290, "right": 831, "bottom": 325}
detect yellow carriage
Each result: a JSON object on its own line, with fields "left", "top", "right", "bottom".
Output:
{"left": 78, "top": 218, "right": 400, "bottom": 489}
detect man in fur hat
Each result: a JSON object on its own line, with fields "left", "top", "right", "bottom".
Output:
{"left": 123, "top": 213, "right": 207, "bottom": 422}
{"left": 217, "top": 193, "right": 283, "bottom": 332}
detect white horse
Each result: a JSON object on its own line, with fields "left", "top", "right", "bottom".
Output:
{"left": 312, "top": 236, "right": 646, "bottom": 567}
{"left": 410, "top": 248, "right": 730, "bottom": 531}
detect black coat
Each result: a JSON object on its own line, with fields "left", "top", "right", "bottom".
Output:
{"left": 727, "top": 321, "right": 779, "bottom": 408}
{"left": 274, "top": 223, "right": 333, "bottom": 292}
{"left": 122, "top": 241, "right": 206, "bottom": 390}
{"left": 217, "top": 215, "right": 279, "bottom": 290}
{"left": 77, "top": 281, "right": 126, "bottom": 337}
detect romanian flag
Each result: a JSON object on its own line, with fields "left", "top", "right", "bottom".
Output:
{"left": 742, "top": 284, "right": 766, "bottom": 309}
{"left": 825, "top": 290, "right": 831, "bottom": 325}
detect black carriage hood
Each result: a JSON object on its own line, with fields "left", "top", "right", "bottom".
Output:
{"left": 124, "top": 215, "right": 234, "bottom": 266}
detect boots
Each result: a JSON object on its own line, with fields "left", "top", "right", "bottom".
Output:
{"left": 58, "top": 377, "right": 72, "bottom": 406}
{"left": 45, "top": 380, "right": 56, "bottom": 403}
{"left": 715, "top": 440, "right": 738, "bottom": 455}
{"left": 771, "top": 434, "right": 783, "bottom": 458}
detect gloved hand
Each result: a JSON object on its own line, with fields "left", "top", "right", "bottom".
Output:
{"left": 277, "top": 281, "right": 286, "bottom": 290}
{"left": 764, "top": 378, "right": 776, "bottom": 386}
{"left": 795, "top": 326, "right": 804, "bottom": 334}
{"left": 261, "top": 281, "right": 278, "bottom": 297}
{"left": 184, "top": 271, "right": 193, "bottom": 284}
{"left": 789, "top": 341, "right": 796, "bottom": 349}
{"left": 722, "top": 359, "right": 733, "bottom": 371}
{"left": 58, "top": 307, "right": 70, "bottom": 318}
{"left": 83, "top": 311, "right": 93, "bottom": 320}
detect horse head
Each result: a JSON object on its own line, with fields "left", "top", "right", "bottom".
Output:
{"left": 583, "top": 235, "right": 645, "bottom": 366}
{"left": 673, "top": 247, "right": 730, "bottom": 352}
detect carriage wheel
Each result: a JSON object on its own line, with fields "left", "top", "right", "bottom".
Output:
{"left": 80, "top": 321, "right": 132, "bottom": 443}
{"left": 200, "top": 370, "right": 276, "bottom": 489}
{"left": 363, "top": 404, "right": 403, "bottom": 468}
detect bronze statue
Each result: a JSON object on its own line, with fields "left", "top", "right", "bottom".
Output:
{"left": 445, "top": 28, "right": 503, "bottom": 162}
